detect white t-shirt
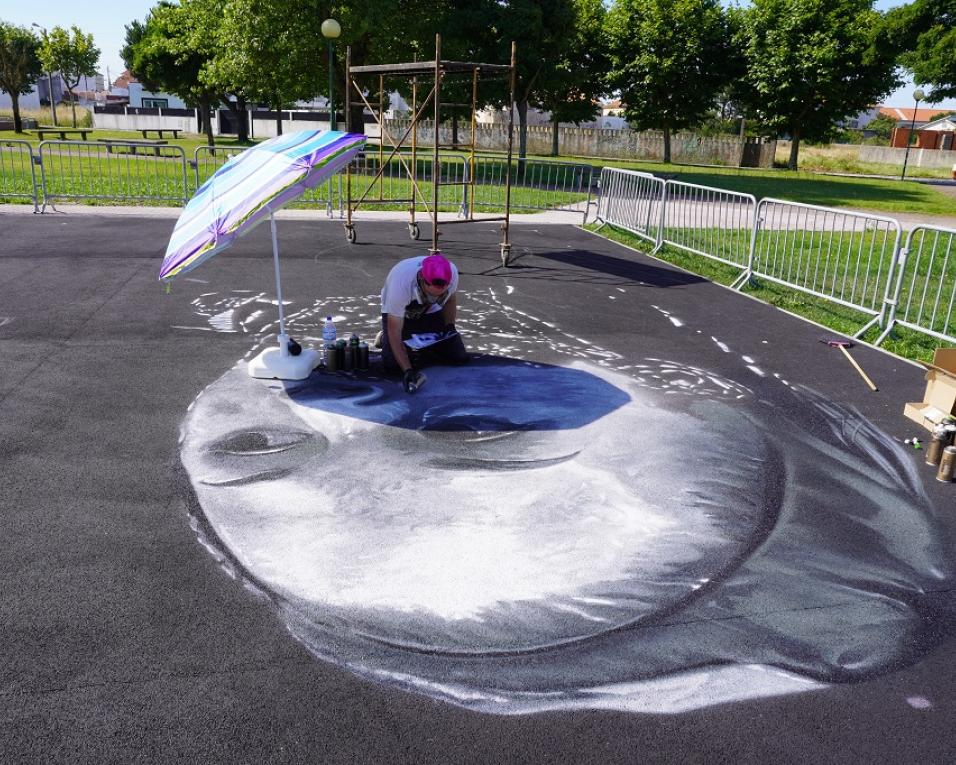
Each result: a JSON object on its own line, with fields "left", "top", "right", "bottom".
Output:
{"left": 380, "top": 256, "right": 459, "bottom": 319}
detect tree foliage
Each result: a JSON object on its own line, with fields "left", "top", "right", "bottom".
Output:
{"left": 606, "top": 0, "right": 734, "bottom": 162}
{"left": 534, "top": 0, "right": 608, "bottom": 156}
{"left": 209, "top": 0, "right": 325, "bottom": 135}
{"left": 0, "top": 21, "right": 42, "bottom": 132}
{"left": 123, "top": 1, "right": 225, "bottom": 144}
{"left": 886, "top": 0, "right": 956, "bottom": 102}
{"left": 739, "top": 0, "right": 900, "bottom": 170}
{"left": 38, "top": 25, "right": 100, "bottom": 127}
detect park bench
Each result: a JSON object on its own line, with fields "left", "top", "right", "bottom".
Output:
{"left": 36, "top": 127, "right": 92, "bottom": 141}
{"left": 97, "top": 138, "right": 169, "bottom": 156}
{"left": 140, "top": 128, "right": 181, "bottom": 139}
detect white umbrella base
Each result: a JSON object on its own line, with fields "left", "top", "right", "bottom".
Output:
{"left": 247, "top": 346, "right": 321, "bottom": 381}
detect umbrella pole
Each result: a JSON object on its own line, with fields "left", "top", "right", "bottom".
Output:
{"left": 269, "top": 211, "right": 289, "bottom": 357}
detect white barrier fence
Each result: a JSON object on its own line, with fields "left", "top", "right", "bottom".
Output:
{"left": 595, "top": 167, "right": 665, "bottom": 247}
{"left": 879, "top": 225, "right": 956, "bottom": 345}
{"left": 661, "top": 180, "right": 757, "bottom": 281}
{"left": 595, "top": 167, "right": 953, "bottom": 346}
{"left": 0, "top": 140, "right": 39, "bottom": 212}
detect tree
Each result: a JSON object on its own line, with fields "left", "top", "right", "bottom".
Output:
{"left": 0, "top": 22, "right": 42, "bottom": 133}
{"left": 533, "top": 0, "right": 608, "bottom": 156}
{"left": 123, "top": 1, "right": 224, "bottom": 145}
{"left": 37, "top": 25, "right": 100, "bottom": 128}
{"left": 492, "top": 0, "right": 579, "bottom": 164}
{"left": 210, "top": 0, "right": 325, "bottom": 137}
{"left": 866, "top": 112, "right": 898, "bottom": 140}
{"left": 886, "top": 0, "right": 956, "bottom": 102}
{"left": 606, "top": 0, "right": 734, "bottom": 163}
{"left": 740, "top": 0, "right": 900, "bottom": 170}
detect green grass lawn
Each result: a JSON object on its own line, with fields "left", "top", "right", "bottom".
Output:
{"left": 4, "top": 129, "right": 954, "bottom": 217}
{"left": 588, "top": 222, "right": 953, "bottom": 364}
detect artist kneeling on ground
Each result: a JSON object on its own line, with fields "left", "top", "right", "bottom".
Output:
{"left": 378, "top": 252, "right": 469, "bottom": 393}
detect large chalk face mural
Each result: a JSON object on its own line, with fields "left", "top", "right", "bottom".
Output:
{"left": 177, "top": 288, "right": 955, "bottom": 714}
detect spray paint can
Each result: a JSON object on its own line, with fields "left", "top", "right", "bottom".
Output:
{"left": 926, "top": 433, "right": 948, "bottom": 466}
{"left": 357, "top": 342, "right": 370, "bottom": 371}
{"left": 325, "top": 343, "right": 340, "bottom": 373}
{"left": 343, "top": 343, "right": 354, "bottom": 372}
{"left": 335, "top": 339, "right": 346, "bottom": 370}
{"left": 936, "top": 445, "right": 956, "bottom": 482}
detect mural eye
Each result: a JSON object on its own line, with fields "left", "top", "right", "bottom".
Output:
{"left": 199, "top": 429, "right": 329, "bottom": 486}
{"left": 210, "top": 429, "right": 314, "bottom": 456}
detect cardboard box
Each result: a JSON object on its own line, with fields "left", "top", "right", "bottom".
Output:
{"left": 904, "top": 349, "right": 956, "bottom": 431}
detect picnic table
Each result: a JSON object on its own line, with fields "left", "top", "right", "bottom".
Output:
{"left": 140, "top": 128, "right": 181, "bottom": 139}
{"left": 36, "top": 127, "right": 92, "bottom": 141}
{"left": 97, "top": 138, "right": 169, "bottom": 156}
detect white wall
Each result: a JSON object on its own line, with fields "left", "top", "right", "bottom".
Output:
{"left": 128, "top": 83, "right": 188, "bottom": 109}
{"left": 0, "top": 74, "right": 64, "bottom": 111}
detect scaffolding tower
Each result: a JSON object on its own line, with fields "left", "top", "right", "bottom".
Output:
{"left": 344, "top": 35, "right": 517, "bottom": 266}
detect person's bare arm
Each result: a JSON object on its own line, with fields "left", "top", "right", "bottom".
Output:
{"left": 442, "top": 293, "right": 458, "bottom": 326}
{"left": 387, "top": 314, "right": 411, "bottom": 371}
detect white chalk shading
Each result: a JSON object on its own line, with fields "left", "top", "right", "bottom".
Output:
{"left": 176, "top": 288, "right": 954, "bottom": 717}
{"left": 747, "top": 365, "right": 766, "bottom": 377}
{"left": 668, "top": 316, "right": 683, "bottom": 327}
{"left": 711, "top": 337, "right": 731, "bottom": 353}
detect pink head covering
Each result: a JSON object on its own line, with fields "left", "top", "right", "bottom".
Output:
{"left": 421, "top": 252, "right": 453, "bottom": 285}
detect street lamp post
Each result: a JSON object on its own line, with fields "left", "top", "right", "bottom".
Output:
{"left": 900, "top": 88, "right": 925, "bottom": 181}
{"left": 31, "top": 23, "right": 57, "bottom": 127}
{"left": 321, "top": 19, "right": 341, "bottom": 131}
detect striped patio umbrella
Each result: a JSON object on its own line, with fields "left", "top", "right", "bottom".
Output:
{"left": 160, "top": 129, "right": 365, "bottom": 282}
{"left": 159, "top": 129, "right": 365, "bottom": 380}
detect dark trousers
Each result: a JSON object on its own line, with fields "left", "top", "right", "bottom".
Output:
{"left": 380, "top": 312, "right": 468, "bottom": 374}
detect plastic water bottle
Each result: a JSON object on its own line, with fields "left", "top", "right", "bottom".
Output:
{"left": 322, "top": 316, "right": 336, "bottom": 344}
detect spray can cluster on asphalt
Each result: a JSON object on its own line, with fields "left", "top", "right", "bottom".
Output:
{"left": 922, "top": 416, "right": 956, "bottom": 482}
{"left": 322, "top": 317, "right": 370, "bottom": 374}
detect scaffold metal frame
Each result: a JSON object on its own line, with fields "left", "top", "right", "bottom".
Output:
{"left": 344, "top": 34, "right": 517, "bottom": 266}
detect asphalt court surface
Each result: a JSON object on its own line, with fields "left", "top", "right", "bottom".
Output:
{"left": 1, "top": 210, "right": 955, "bottom": 764}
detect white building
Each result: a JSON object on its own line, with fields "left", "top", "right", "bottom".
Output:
{"left": 0, "top": 73, "right": 64, "bottom": 110}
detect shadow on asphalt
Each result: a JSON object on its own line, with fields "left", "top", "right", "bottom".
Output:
{"left": 478, "top": 248, "right": 708, "bottom": 288}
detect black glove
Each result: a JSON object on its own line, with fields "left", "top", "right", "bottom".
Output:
{"left": 402, "top": 368, "right": 426, "bottom": 394}
{"left": 286, "top": 337, "right": 302, "bottom": 356}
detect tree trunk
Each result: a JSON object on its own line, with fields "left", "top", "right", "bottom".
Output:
{"left": 451, "top": 109, "right": 459, "bottom": 150}
{"left": 236, "top": 96, "right": 249, "bottom": 143}
{"left": 274, "top": 96, "right": 283, "bottom": 136}
{"left": 662, "top": 122, "right": 672, "bottom": 163}
{"left": 517, "top": 99, "right": 528, "bottom": 183}
{"left": 11, "top": 94, "right": 22, "bottom": 133}
{"left": 200, "top": 96, "right": 215, "bottom": 146}
{"left": 347, "top": 102, "right": 365, "bottom": 135}
{"left": 550, "top": 117, "right": 559, "bottom": 157}
{"left": 788, "top": 129, "right": 800, "bottom": 171}
{"left": 69, "top": 89, "right": 77, "bottom": 128}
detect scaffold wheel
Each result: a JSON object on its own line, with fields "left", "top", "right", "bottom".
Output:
{"left": 346, "top": 226, "right": 357, "bottom": 244}
{"left": 408, "top": 223, "right": 420, "bottom": 240}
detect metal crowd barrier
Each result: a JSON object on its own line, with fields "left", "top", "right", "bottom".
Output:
{"left": 878, "top": 225, "right": 956, "bottom": 345}
{"left": 661, "top": 180, "right": 757, "bottom": 280}
{"left": 0, "top": 140, "right": 39, "bottom": 212}
{"left": 39, "top": 140, "right": 189, "bottom": 210}
{"left": 195, "top": 144, "right": 344, "bottom": 216}
{"left": 465, "top": 156, "right": 594, "bottom": 222}
{"left": 346, "top": 151, "right": 468, "bottom": 217}
{"left": 594, "top": 167, "right": 665, "bottom": 247}
{"left": 748, "top": 199, "right": 902, "bottom": 336}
